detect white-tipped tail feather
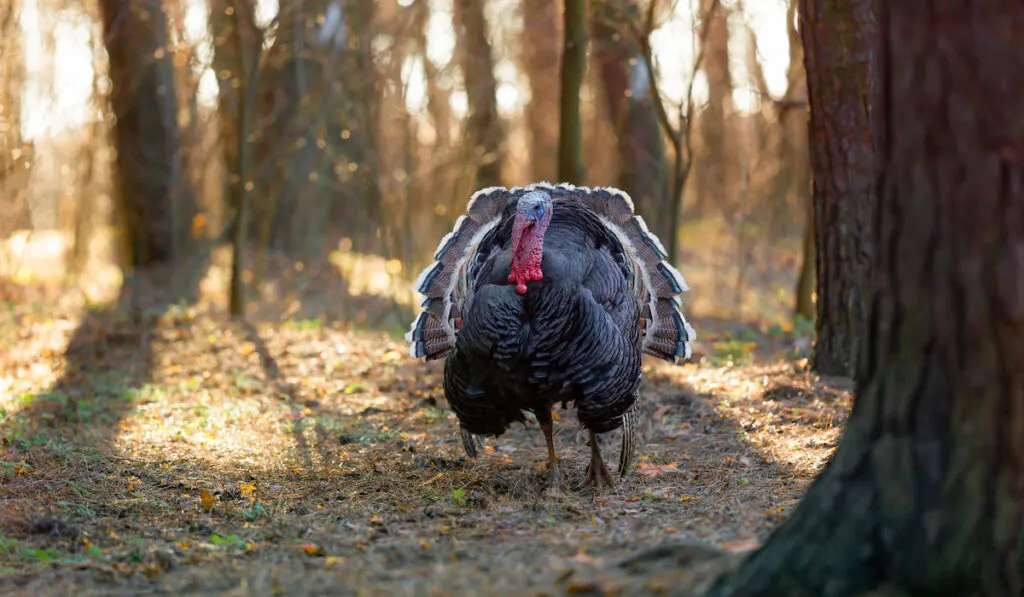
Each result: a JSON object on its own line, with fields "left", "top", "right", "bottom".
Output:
{"left": 407, "top": 183, "right": 694, "bottom": 364}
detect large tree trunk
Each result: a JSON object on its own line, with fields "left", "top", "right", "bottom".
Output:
{"left": 99, "top": 0, "right": 196, "bottom": 301}
{"left": 801, "top": 0, "right": 875, "bottom": 376}
{"left": 558, "top": 0, "right": 587, "bottom": 185}
{"left": 706, "top": 1, "right": 1024, "bottom": 594}
{"left": 453, "top": 0, "right": 503, "bottom": 189}
{"left": 592, "top": 0, "right": 670, "bottom": 242}
{"left": 521, "top": 0, "right": 561, "bottom": 183}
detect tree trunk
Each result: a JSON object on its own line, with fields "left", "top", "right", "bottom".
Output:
{"left": 453, "top": 0, "right": 503, "bottom": 189}
{"left": 0, "top": 0, "right": 30, "bottom": 241}
{"left": 705, "top": 2, "right": 1024, "bottom": 594}
{"left": 558, "top": 0, "right": 587, "bottom": 185}
{"left": 210, "top": 0, "right": 260, "bottom": 195}
{"left": 801, "top": 0, "right": 875, "bottom": 376}
{"left": 694, "top": 0, "right": 732, "bottom": 214}
{"left": 592, "top": 0, "right": 670, "bottom": 242}
{"left": 783, "top": 0, "right": 814, "bottom": 321}
{"left": 521, "top": 0, "right": 561, "bottom": 183}
{"left": 99, "top": 0, "right": 195, "bottom": 301}
{"left": 414, "top": 0, "right": 452, "bottom": 149}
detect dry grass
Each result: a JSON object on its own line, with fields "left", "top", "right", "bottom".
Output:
{"left": 0, "top": 289, "right": 850, "bottom": 596}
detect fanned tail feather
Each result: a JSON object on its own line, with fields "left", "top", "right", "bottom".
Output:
{"left": 618, "top": 399, "right": 640, "bottom": 476}
{"left": 406, "top": 182, "right": 695, "bottom": 364}
{"left": 406, "top": 187, "right": 513, "bottom": 361}
{"left": 460, "top": 426, "right": 480, "bottom": 459}
{"left": 550, "top": 184, "right": 695, "bottom": 363}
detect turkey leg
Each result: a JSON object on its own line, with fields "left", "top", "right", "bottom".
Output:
{"left": 538, "top": 413, "right": 565, "bottom": 496}
{"left": 580, "top": 430, "right": 615, "bottom": 489}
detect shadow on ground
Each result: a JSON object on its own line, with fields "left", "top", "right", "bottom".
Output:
{"left": 0, "top": 305, "right": 850, "bottom": 596}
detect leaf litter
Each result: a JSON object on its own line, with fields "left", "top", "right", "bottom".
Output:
{"left": 0, "top": 302, "right": 851, "bottom": 595}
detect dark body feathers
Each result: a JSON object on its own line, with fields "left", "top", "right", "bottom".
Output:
{"left": 407, "top": 183, "right": 694, "bottom": 475}
{"left": 443, "top": 200, "right": 643, "bottom": 437}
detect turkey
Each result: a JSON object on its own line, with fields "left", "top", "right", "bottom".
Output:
{"left": 406, "top": 183, "right": 694, "bottom": 491}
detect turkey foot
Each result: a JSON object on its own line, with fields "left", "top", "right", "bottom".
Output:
{"left": 578, "top": 430, "right": 614, "bottom": 489}
{"left": 540, "top": 416, "right": 566, "bottom": 497}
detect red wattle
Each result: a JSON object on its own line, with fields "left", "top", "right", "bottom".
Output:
{"left": 509, "top": 213, "right": 546, "bottom": 295}
{"left": 508, "top": 266, "right": 541, "bottom": 295}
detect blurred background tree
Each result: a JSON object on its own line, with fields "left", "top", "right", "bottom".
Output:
{"left": 0, "top": 0, "right": 815, "bottom": 339}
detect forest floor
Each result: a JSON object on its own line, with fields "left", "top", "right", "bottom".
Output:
{"left": 0, "top": 235, "right": 850, "bottom": 597}
{"left": 0, "top": 300, "right": 851, "bottom": 596}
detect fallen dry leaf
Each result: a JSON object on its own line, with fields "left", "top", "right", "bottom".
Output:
{"left": 636, "top": 462, "right": 680, "bottom": 477}
{"left": 200, "top": 488, "right": 214, "bottom": 513}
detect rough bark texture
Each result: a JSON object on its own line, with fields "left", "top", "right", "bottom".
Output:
{"left": 801, "top": 0, "right": 875, "bottom": 376}
{"left": 557, "top": 0, "right": 587, "bottom": 185}
{"left": 521, "top": 0, "right": 561, "bottom": 183}
{"left": 454, "top": 0, "right": 503, "bottom": 189}
{"left": 592, "top": 0, "right": 670, "bottom": 243}
{"left": 705, "top": 1, "right": 1024, "bottom": 595}
{"left": 99, "top": 0, "right": 193, "bottom": 273}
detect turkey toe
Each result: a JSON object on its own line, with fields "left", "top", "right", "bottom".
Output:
{"left": 579, "top": 454, "right": 614, "bottom": 489}
{"left": 578, "top": 430, "right": 615, "bottom": 489}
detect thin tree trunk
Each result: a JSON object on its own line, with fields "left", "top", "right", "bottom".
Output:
{"left": 694, "top": 0, "right": 732, "bottom": 214}
{"left": 228, "top": 0, "right": 262, "bottom": 318}
{"left": 99, "top": 0, "right": 195, "bottom": 303}
{"left": 558, "top": 0, "right": 587, "bottom": 185}
{"left": 801, "top": 0, "right": 875, "bottom": 376}
{"left": 347, "top": 0, "right": 383, "bottom": 254}
{"left": 794, "top": 199, "right": 815, "bottom": 320}
{"left": 592, "top": 0, "right": 670, "bottom": 241}
{"left": 705, "top": 1, "right": 1024, "bottom": 594}
{"left": 0, "top": 0, "right": 30, "bottom": 242}
{"left": 454, "top": 0, "right": 503, "bottom": 189}
{"left": 210, "top": 0, "right": 259, "bottom": 197}
{"left": 414, "top": 0, "right": 451, "bottom": 149}
{"left": 783, "top": 0, "right": 814, "bottom": 321}
{"left": 522, "top": 0, "right": 561, "bottom": 183}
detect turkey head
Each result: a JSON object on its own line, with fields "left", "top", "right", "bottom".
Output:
{"left": 508, "top": 190, "right": 553, "bottom": 295}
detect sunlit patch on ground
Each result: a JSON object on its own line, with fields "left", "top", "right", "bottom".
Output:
{"left": 0, "top": 294, "right": 846, "bottom": 595}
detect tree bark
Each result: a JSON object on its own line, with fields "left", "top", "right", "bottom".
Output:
{"left": 414, "top": 0, "right": 452, "bottom": 149}
{"left": 783, "top": 0, "right": 814, "bottom": 321}
{"left": 453, "top": 0, "right": 503, "bottom": 189}
{"left": 210, "top": 0, "right": 260, "bottom": 195}
{"left": 694, "top": 0, "right": 732, "bottom": 214}
{"left": 558, "top": 0, "right": 587, "bottom": 185}
{"left": 801, "top": 0, "right": 875, "bottom": 376}
{"left": 99, "top": 0, "right": 195, "bottom": 291}
{"left": 592, "top": 0, "right": 671, "bottom": 243}
{"left": 521, "top": 0, "right": 561, "bottom": 183}
{"left": 0, "top": 0, "right": 30, "bottom": 240}
{"left": 705, "top": 1, "right": 1024, "bottom": 594}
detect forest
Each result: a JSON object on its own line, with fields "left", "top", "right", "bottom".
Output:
{"left": 1, "top": 0, "right": 1022, "bottom": 595}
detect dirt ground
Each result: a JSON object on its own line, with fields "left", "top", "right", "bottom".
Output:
{"left": 0, "top": 295, "right": 851, "bottom": 596}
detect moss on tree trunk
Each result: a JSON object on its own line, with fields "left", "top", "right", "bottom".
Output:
{"left": 705, "top": 1, "right": 1024, "bottom": 594}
